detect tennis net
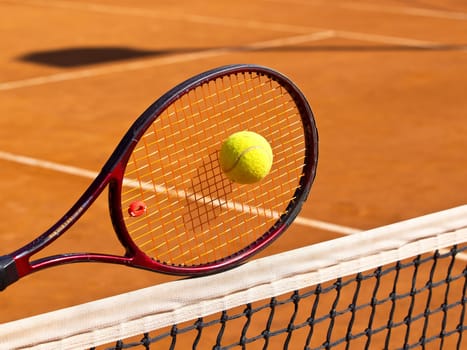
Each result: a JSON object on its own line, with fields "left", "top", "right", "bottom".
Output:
{"left": 0, "top": 205, "right": 466, "bottom": 349}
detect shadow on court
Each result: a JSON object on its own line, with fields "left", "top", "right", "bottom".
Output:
{"left": 18, "top": 43, "right": 467, "bottom": 68}
{"left": 18, "top": 47, "right": 166, "bottom": 68}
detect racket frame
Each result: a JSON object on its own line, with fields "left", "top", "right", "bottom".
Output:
{"left": 0, "top": 64, "right": 318, "bottom": 291}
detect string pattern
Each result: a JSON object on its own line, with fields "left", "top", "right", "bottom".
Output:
{"left": 121, "top": 71, "right": 306, "bottom": 266}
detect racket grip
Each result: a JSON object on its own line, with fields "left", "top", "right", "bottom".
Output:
{"left": 0, "top": 255, "right": 19, "bottom": 291}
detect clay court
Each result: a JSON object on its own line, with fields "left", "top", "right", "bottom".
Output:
{"left": 0, "top": 0, "right": 466, "bottom": 346}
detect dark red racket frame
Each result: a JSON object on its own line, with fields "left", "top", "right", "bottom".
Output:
{"left": 0, "top": 64, "right": 318, "bottom": 291}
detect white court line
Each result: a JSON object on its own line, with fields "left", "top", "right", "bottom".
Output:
{"left": 334, "top": 31, "right": 441, "bottom": 49}
{"left": 0, "top": 30, "right": 335, "bottom": 91}
{"left": 264, "top": 0, "right": 467, "bottom": 21}
{"left": 1, "top": 150, "right": 466, "bottom": 261}
{"left": 0, "top": 150, "right": 359, "bottom": 235}
{"left": 341, "top": 2, "right": 467, "bottom": 21}
{"left": 10, "top": 0, "right": 460, "bottom": 39}
{"left": 2, "top": 0, "right": 320, "bottom": 34}
{"left": 0, "top": 48, "right": 231, "bottom": 91}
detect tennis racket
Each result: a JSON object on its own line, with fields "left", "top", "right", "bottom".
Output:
{"left": 0, "top": 64, "right": 318, "bottom": 291}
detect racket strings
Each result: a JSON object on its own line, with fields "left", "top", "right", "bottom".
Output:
{"left": 121, "top": 72, "right": 306, "bottom": 266}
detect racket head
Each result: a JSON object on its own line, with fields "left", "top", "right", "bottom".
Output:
{"left": 109, "top": 64, "right": 318, "bottom": 275}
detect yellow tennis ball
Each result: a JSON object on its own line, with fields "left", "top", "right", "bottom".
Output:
{"left": 219, "top": 131, "right": 273, "bottom": 184}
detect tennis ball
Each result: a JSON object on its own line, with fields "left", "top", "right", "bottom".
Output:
{"left": 219, "top": 131, "right": 273, "bottom": 184}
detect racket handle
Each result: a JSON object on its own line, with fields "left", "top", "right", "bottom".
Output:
{"left": 0, "top": 255, "right": 19, "bottom": 291}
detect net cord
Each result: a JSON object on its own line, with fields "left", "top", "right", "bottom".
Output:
{"left": 0, "top": 205, "right": 466, "bottom": 350}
